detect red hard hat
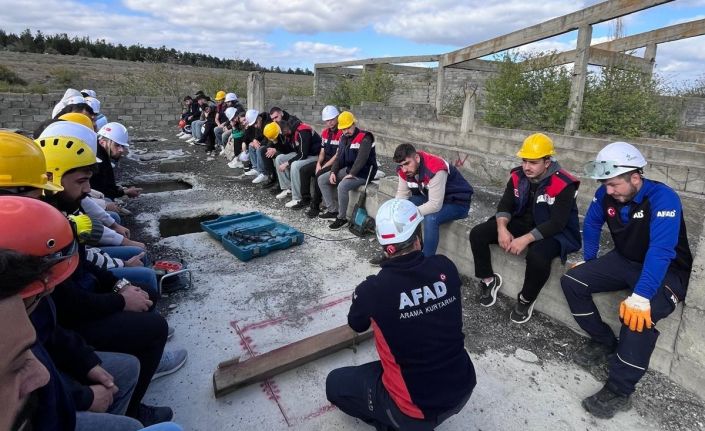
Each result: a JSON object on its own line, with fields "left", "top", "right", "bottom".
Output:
{"left": 178, "top": 119, "right": 186, "bottom": 129}
{"left": 0, "top": 196, "right": 79, "bottom": 298}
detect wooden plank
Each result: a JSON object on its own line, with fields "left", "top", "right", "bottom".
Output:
{"left": 442, "top": 0, "right": 671, "bottom": 66}
{"left": 520, "top": 47, "right": 652, "bottom": 71}
{"left": 565, "top": 25, "right": 593, "bottom": 135}
{"left": 445, "top": 59, "right": 501, "bottom": 73}
{"left": 316, "top": 55, "right": 440, "bottom": 69}
{"left": 213, "top": 325, "right": 373, "bottom": 398}
{"left": 593, "top": 18, "right": 705, "bottom": 52}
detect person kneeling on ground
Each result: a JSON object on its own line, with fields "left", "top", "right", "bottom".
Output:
{"left": 560, "top": 142, "right": 692, "bottom": 419}
{"left": 393, "top": 143, "right": 473, "bottom": 257}
{"left": 317, "top": 111, "right": 377, "bottom": 230}
{"left": 469, "top": 133, "right": 580, "bottom": 324}
{"left": 326, "top": 199, "right": 476, "bottom": 430}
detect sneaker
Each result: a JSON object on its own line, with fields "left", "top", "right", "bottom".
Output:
{"left": 136, "top": 404, "right": 174, "bottom": 427}
{"left": 276, "top": 189, "right": 291, "bottom": 199}
{"left": 477, "top": 273, "right": 502, "bottom": 307}
{"left": 205, "top": 151, "right": 213, "bottom": 157}
{"left": 176, "top": 132, "right": 186, "bottom": 138}
{"left": 290, "top": 199, "right": 310, "bottom": 210}
{"left": 252, "top": 173, "right": 267, "bottom": 184}
{"left": 179, "top": 134, "right": 192, "bottom": 140}
{"left": 227, "top": 160, "right": 240, "bottom": 169}
{"left": 369, "top": 252, "right": 388, "bottom": 266}
{"left": 509, "top": 295, "right": 536, "bottom": 324}
{"left": 284, "top": 199, "right": 300, "bottom": 208}
{"left": 152, "top": 349, "right": 187, "bottom": 381}
{"left": 218, "top": 147, "right": 226, "bottom": 156}
{"left": 329, "top": 218, "right": 348, "bottom": 230}
{"left": 262, "top": 177, "right": 277, "bottom": 189}
{"left": 167, "top": 326, "right": 175, "bottom": 340}
{"left": 318, "top": 211, "right": 338, "bottom": 220}
{"left": 194, "top": 140, "right": 206, "bottom": 146}
{"left": 572, "top": 340, "right": 616, "bottom": 368}
{"left": 306, "top": 206, "right": 320, "bottom": 218}
{"left": 186, "top": 137, "right": 197, "bottom": 143}
{"left": 581, "top": 385, "right": 632, "bottom": 419}
{"left": 244, "top": 169, "right": 259, "bottom": 176}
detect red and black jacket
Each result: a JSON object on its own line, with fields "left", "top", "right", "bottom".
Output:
{"left": 321, "top": 127, "right": 342, "bottom": 161}
{"left": 397, "top": 151, "right": 473, "bottom": 205}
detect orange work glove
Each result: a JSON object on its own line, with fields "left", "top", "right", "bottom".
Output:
{"left": 619, "top": 293, "right": 652, "bottom": 332}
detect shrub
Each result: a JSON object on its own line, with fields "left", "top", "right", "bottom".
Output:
{"left": 0, "top": 64, "right": 27, "bottom": 85}
{"left": 50, "top": 67, "right": 79, "bottom": 86}
{"left": 326, "top": 67, "right": 395, "bottom": 108}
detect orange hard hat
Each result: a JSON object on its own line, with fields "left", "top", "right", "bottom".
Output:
{"left": 0, "top": 196, "right": 79, "bottom": 298}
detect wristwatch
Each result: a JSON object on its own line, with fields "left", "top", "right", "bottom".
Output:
{"left": 113, "top": 278, "right": 131, "bottom": 293}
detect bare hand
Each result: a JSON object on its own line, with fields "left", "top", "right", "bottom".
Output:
{"left": 498, "top": 228, "right": 513, "bottom": 252}
{"left": 278, "top": 162, "right": 288, "bottom": 172}
{"left": 251, "top": 140, "right": 261, "bottom": 149}
{"left": 121, "top": 238, "right": 146, "bottom": 249}
{"left": 87, "top": 365, "right": 116, "bottom": 388}
{"left": 112, "top": 224, "right": 130, "bottom": 238}
{"left": 329, "top": 173, "right": 337, "bottom": 185}
{"left": 105, "top": 202, "right": 120, "bottom": 212}
{"left": 120, "top": 285, "right": 152, "bottom": 312}
{"left": 88, "top": 385, "right": 116, "bottom": 413}
{"left": 315, "top": 163, "right": 322, "bottom": 174}
{"left": 266, "top": 148, "right": 277, "bottom": 158}
{"left": 124, "top": 187, "right": 142, "bottom": 198}
{"left": 125, "top": 252, "right": 146, "bottom": 267}
{"left": 507, "top": 235, "right": 530, "bottom": 255}
{"left": 343, "top": 174, "right": 355, "bottom": 180}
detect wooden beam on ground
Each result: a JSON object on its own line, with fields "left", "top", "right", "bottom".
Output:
{"left": 441, "top": 0, "right": 671, "bottom": 66}
{"left": 593, "top": 18, "right": 705, "bottom": 52}
{"left": 315, "top": 55, "right": 440, "bottom": 69}
{"left": 213, "top": 325, "right": 372, "bottom": 398}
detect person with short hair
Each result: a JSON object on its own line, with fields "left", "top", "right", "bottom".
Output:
{"left": 469, "top": 133, "right": 580, "bottom": 323}
{"left": 394, "top": 142, "right": 473, "bottom": 257}
{"left": 326, "top": 198, "right": 476, "bottom": 430}
{"left": 561, "top": 142, "right": 692, "bottom": 419}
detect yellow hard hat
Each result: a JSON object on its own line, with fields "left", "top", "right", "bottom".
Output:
{"left": 517, "top": 133, "right": 555, "bottom": 159}
{"left": 36, "top": 136, "right": 98, "bottom": 187}
{"left": 337, "top": 111, "right": 356, "bottom": 130}
{"left": 263, "top": 122, "right": 281, "bottom": 141}
{"left": 59, "top": 112, "right": 94, "bottom": 130}
{"left": 0, "top": 131, "right": 63, "bottom": 192}
{"left": 215, "top": 90, "right": 226, "bottom": 101}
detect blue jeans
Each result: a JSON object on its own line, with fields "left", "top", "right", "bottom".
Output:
{"left": 74, "top": 351, "right": 142, "bottom": 431}
{"left": 409, "top": 195, "right": 470, "bottom": 257}
{"left": 191, "top": 120, "right": 205, "bottom": 140}
{"left": 101, "top": 246, "right": 159, "bottom": 302}
{"left": 248, "top": 145, "right": 262, "bottom": 173}
{"left": 106, "top": 211, "right": 122, "bottom": 225}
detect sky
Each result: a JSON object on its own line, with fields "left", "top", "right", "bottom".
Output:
{"left": 0, "top": 0, "right": 703, "bottom": 85}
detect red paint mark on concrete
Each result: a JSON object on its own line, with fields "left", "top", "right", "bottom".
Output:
{"left": 240, "top": 295, "right": 351, "bottom": 333}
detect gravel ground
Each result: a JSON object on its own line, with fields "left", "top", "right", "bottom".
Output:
{"left": 117, "top": 126, "right": 705, "bottom": 431}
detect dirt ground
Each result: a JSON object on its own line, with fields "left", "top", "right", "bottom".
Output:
{"left": 116, "top": 125, "right": 705, "bottom": 431}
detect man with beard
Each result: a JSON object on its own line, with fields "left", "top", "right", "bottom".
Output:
{"left": 561, "top": 142, "right": 692, "bottom": 419}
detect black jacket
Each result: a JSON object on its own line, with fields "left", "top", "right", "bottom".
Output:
{"left": 90, "top": 145, "right": 124, "bottom": 199}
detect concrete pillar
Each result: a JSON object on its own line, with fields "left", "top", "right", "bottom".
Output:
{"left": 460, "top": 89, "right": 476, "bottom": 133}
{"left": 643, "top": 43, "right": 657, "bottom": 78}
{"left": 435, "top": 62, "right": 445, "bottom": 118}
{"left": 247, "top": 71, "right": 265, "bottom": 112}
{"left": 313, "top": 67, "right": 321, "bottom": 100}
{"left": 564, "top": 24, "right": 592, "bottom": 135}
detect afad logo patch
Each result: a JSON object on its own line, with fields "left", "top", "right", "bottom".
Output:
{"left": 632, "top": 210, "right": 644, "bottom": 219}
{"left": 607, "top": 207, "right": 616, "bottom": 218}
{"left": 657, "top": 210, "right": 677, "bottom": 218}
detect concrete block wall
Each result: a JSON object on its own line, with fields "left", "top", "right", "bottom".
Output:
{"left": 0, "top": 92, "right": 183, "bottom": 133}
{"left": 682, "top": 97, "right": 705, "bottom": 128}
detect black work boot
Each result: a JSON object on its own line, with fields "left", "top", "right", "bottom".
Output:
{"left": 477, "top": 273, "right": 502, "bottom": 307}
{"left": 582, "top": 384, "right": 632, "bottom": 419}
{"left": 572, "top": 340, "right": 616, "bottom": 368}
{"left": 291, "top": 199, "right": 310, "bottom": 210}
{"left": 261, "top": 176, "right": 277, "bottom": 189}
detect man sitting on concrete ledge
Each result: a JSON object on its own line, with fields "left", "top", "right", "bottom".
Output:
{"left": 469, "top": 133, "right": 580, "bottom": 324}
{"left": 326, "top": 199, "right": 475, "bottom": 430}
{"left": 561, "top": 141, "right": 692, "bottom": 419}
{"left": 394, "top": 143, "right": 473, "bottom": 257}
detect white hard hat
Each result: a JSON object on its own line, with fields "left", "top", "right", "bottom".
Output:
{"left": 245, "top": 109, "right": 259, "bottom": 127}
{"left": 321, "top": 105, "right": 340, "bottom": 121}
{"left": 225, "top": 93, "right": 238, "bottom": 102}
{"left": 84, "top": 96, "right": 101, "bottom": 113}
{"left": 51, "top": 101, "right": 67, "bottom": 119}
{"left": 81, "top": 89, "right": 97, "bottom": 97}
{"left": 584, "top": 141, "right": 647, "bottom": 180}
{"left": 375, "top": 199, "right": 424, "bottom": 246}
{"left": 65, "top": 95, "right": 86, "bottom": 106}
{"left": 98, "top": 122, "right": 129, "bottom": 147}
{"left": 40, "top": 121, "right": 100, "bottom": 163}
{"left": 225, "top": 107, "right": 237, "bottom": 121}
{"left": 63, "top": 88, "right": 82, "bottom": 100}
{"left": 94, "top": 113, "right": 108, "bottom": 130}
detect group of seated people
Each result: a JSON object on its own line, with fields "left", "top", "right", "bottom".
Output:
{"left": 1, "top": 88, "right": 188, "bottom": 431}
{"left": 177, "top": 93, "right": 380, "bottom": 231}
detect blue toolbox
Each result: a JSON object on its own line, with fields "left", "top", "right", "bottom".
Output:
{"left": 200, "top": 212, "right": 304, "bottom": 261}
